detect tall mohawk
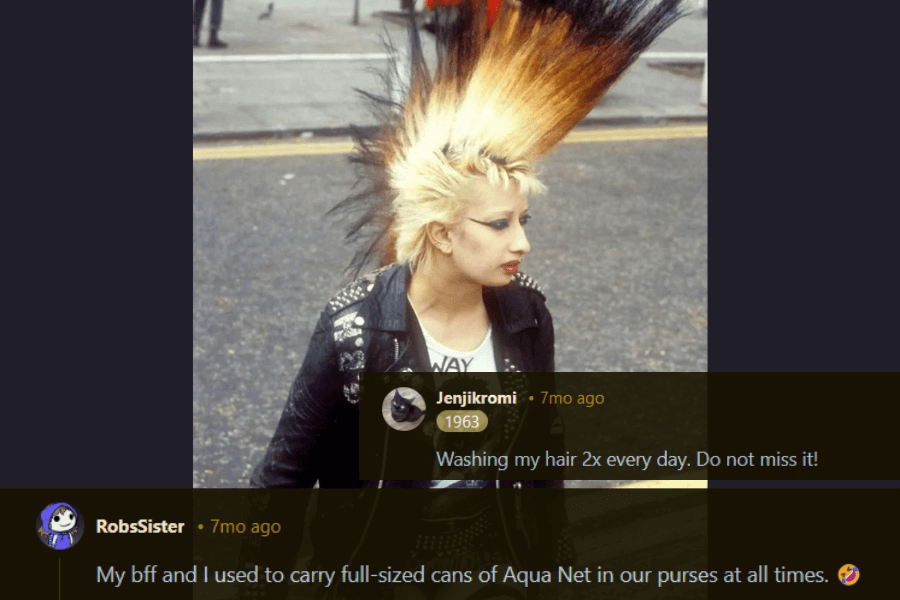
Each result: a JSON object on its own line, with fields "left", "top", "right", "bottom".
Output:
{"left": 331, "top": 0, "right": 684, "bottom": 277}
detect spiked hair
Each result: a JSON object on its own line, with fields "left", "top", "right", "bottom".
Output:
{"left": 330, "top": 0, "right": 684, "bottom": 277}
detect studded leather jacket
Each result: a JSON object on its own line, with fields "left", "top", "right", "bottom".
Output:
{"left": 246, "top": 264, "right": 575, "bottom": 598}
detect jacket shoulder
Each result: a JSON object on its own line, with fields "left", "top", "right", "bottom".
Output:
{"left": 325, "top": 264, "right": 395, "bottom": 316}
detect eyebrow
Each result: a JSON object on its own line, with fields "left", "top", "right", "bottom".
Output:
{"left": 480, "top": 208, "right": 530, "bottom": 219}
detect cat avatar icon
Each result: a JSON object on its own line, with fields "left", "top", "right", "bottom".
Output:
{"left": 382, "top": 387, "right": 426, "bottom": 431}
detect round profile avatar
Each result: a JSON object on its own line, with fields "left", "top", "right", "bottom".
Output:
{"left": 382, "top": 387, "right": 426, "bottom": 431}
{"left": 838, "top": 564, "right": 859, "bottom": 586}
{"left": 37, "top": 503, "right": 82, "bottom": 550}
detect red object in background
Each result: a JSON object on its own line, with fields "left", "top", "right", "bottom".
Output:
{"left": 426, "top": 0, "right": 502, "bottom": 29}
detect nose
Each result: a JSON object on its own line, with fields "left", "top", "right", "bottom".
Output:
{"left": 510, "top": 222, "right": 531, "bottom": 256}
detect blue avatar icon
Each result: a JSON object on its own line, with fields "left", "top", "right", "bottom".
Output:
{"left": 38, "top": 503, "right": 80, "bottom": 550}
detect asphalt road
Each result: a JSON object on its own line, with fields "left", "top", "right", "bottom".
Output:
{"left": 193, "top": 131, "right": 707, "bottom": 488}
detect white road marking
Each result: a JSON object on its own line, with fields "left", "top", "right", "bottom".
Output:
{"left": 193, "top": 51, "right": 705, "bottom": 64}
{"left": 639, "top": 52, "right": 707, "bottom": 61}
{"left": 193, "top": 53, "right": 390, "bottom": 63}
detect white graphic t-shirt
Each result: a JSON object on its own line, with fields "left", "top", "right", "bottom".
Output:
{"left": 421, "top": 325, "right": 496, "bottom": 373}
{"left": 408, "top": 300, "right": 499, "bottom": 497}
{"left": 417, "top": 315, "right": 498, "bottom": 496}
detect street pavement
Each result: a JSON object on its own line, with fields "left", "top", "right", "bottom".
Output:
{"left": 193, "top": 134, "right": 707, "bottom": 488}
{"left": 193, "top": 0, "right": 708, "bottom": 140}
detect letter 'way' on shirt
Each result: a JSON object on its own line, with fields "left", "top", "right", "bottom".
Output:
{"left": 423, "top": 326, "right": 496, "bottom": 373}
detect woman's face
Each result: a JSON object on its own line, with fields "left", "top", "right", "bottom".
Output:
{"left": 446, "top": 176, "right": 531, "bottom": 288}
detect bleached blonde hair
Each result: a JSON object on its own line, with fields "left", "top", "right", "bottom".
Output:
{"left": 332, "top": 0, "right": 683, "bottom": 278}
{"left": 391, "top": 148, "right": 545, "bottom": 271}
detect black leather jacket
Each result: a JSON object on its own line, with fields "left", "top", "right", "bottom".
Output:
{"left": 247, "top": 264, "right": 574, "bottom": 595}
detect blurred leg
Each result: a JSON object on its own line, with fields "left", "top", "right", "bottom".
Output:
{"left": 193, "top": 0, "right": 207, "bottom": 46}
{"left": 209, "top": 0, "right": 224, "bottom": 33}
{"left": 193, "top": 0, "right": 207, "bottom": 31}
{"left": 208, "top": 0, "right": 227, "bottom": 47}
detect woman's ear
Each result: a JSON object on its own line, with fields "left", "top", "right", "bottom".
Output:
{"left": 426, "top": 222, "right": 453, "bottom": 255}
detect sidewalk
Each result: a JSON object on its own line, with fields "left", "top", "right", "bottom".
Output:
{"left": 192, "top": 0, "right": 708, "bottom": 142}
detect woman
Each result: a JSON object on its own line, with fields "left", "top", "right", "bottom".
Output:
{"left": 245, "top": 2, "right": 683, "bottom": 599}
{"left": 245, "top": 152, "right": 565, "bottom": 600}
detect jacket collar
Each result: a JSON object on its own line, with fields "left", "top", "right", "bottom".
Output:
{"left": 361, "top": 264, "right": 541, "bottom": 335}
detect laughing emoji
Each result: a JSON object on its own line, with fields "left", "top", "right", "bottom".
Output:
{"left": 838, "top": 564, "right": 859, "bottom": 586}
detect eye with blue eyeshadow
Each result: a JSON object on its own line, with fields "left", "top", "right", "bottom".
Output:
{"left": 469, "top": 213, "right": 532, "bottom": 230}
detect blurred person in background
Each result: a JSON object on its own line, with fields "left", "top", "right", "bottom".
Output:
{"left": 193, "top": 0, "right": 228, "bottom": 48}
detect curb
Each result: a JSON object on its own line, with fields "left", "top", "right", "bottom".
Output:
{"left": 192, "top": 124, "right": 374, "bottom": 144}
{"left": 192, "top": 114, "right": 708, "bottom": 144}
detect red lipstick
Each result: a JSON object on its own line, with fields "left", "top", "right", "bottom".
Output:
{"left": 502, "top": 261, "right": 520, "bottom": 274}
